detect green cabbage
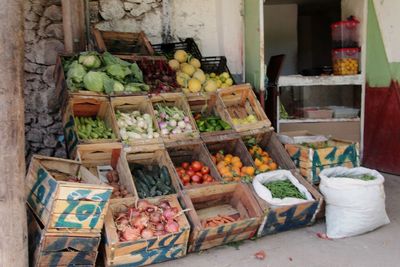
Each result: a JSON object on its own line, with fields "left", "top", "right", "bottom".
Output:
{"left": 83, "top": 71, "right": 104, "bottom": 92}
{"left": 125, "top": 83, "right": 150, "bottom": 92}
{"left": 79, "top": 52, "right": 101, "bottom": 69}
{"left": 67, "top": 61, "right": 86, "bottom": 83}
{"left": 106, "top": 64, "right": 127, "bottom": 81}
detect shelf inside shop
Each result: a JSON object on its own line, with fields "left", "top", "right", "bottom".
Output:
{"left": 279, "top": 74, "right": 363, "bottom": 87}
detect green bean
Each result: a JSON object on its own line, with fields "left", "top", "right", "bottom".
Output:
{"left": 264, "top": 180, "right": 306, "bottom": 199}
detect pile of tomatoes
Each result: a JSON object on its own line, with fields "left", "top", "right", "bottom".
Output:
{"left": 175, "top": 161, "right": 215, "bottom": 186}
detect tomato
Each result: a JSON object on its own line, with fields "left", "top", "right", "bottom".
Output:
{"left": 191, "top": 161, "right": 202, "bottom": 171}
{"left": 203, "top": 174, "right": 214, "bottom": 182}
{"left": 191, "top": 175, "right": 202, "bottom": 183}
{"left": 181, "top": 162, "right": 190, "bottom": 170}
{"left": 182, "top": 174, "right": 191, "bottom": 184}
{"left": 186, "top": 170, "right": 195, "bottom": 177}
{"left": 177, "top": 169, "right": 186, "bottom": 177}
{"left": 188, "top": 166, "right": 194, "bottom": 172}
{"left": 201, "top": 166, "right": 210, "bottom": 175}
{"left": 195, "top": 172, "right": 203, "bottom": 178}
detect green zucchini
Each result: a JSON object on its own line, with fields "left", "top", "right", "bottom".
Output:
{"left": 145, "top": 174, "right": 157, "bottom": 186}
{"left": 160, "top": 166, "right": 171, "bottom": 186}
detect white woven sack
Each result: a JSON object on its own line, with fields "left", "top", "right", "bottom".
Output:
{"left": 319, "top": 167, "right": 390, "bottom": 239}
{"left": 252, "top": 170, "right": 314, "bottom": 206}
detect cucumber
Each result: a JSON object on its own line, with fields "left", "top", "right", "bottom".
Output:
{"left": 152, "top": 165, "right": 161, "bottom": 178}
{"left": 145, "top": 174, "right": 157, "bottom": 186}
{"left": 156, "top": 190, "right": 162, "bottom": 196}
{"left": 150, "top": 186, "right": 157, "bottom": 197}
{"left": 136, "top": 170, "right": 152, "bottom": 188}
{"left": 156, "top": 182, "right": 172, "bottom": 195}
{"left": 160, "top": 166, "right": 171, "bottom": 186}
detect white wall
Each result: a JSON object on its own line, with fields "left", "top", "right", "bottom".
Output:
{"left": 264, "top": 4, "right": 298, "bottom": 75}
{"left": 170, "top": 0, "right": 243, "bottom": 75}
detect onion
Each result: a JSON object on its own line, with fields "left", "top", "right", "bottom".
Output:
{"left": 122, "top": 227, "right": 140, "bottom": 241}
{"left": 183, "top": 116, "right": 190, "bottom": 123}
{"left": 118, "top": 218, "right": 129, "bottom": 226}
{"left": 132, "top": 215, "right": 149, "bottom": 230}
{"left": 165, "top": 220, "right": 179, "bottom": 233}
{"left": 141, "top": 228, "right": 154, "bottom": 239}
{"left": 159, "top": 200, "right": 171, "bottom": 209}
{"left": 163, "top": 208, "right": 177, "bottom": 220}
{"left": 150, "top": 212, "right": 161, "bottom": 223}
{"left": 127, "top": 207, "right": 140, "bottom": 219}
{"left": 137, "top": 200, "right": 154, "bottom": 211}
{"left": 154, "top": 230, "right": 165, "bottom": 236}
{"left": 155, "top": 222, "right": 164, "bottom": 231}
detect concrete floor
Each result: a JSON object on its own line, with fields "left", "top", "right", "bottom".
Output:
{"left": 159, "top": 173, "right": 400, "bottom": 267}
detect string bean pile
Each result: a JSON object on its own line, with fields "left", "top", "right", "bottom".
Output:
{"left": 332, "top": 174, "right": 375, "bottom": 181}
{"left": 264, "top": 180, "right": 306, "bottom": 199}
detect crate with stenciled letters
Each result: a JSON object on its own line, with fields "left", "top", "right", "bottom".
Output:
{"left": 26, "top": 155, "right": 113, "bottom": 234}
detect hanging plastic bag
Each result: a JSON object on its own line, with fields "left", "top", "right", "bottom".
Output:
{"left": 319, "top": 167, "right": 390, "bottom": 239}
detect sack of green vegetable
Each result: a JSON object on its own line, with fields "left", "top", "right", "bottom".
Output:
{"left": 319, "top": 167, "right": 390, "bottom": 239}
{"left": 252, "top": 170, "right": 314, "bottom": 206}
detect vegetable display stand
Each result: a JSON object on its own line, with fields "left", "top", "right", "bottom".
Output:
{"left": 103, "top": 195, "right": 190, "bottom": 267}
{"left": 188, "top": 94, "right": 236, "bottom": 139}
{"left": 179, "top": 183, "right": 262, "bottom": 252}
{"left": 240, "top": 129, "right": 297, "bottom": 171}
{"left": 253, "top": 171, "right": 323, "bottom": 237}
{"left": 28, "top": 207, "right": 100, "bottom": 267}
{"left": 152, "top": 38, "right": 203, "bottom": 59}
{"left": 203, "top": 133, "right": 256, "bottom": 183}
{"left": 76, "top": 144, "right": 137, "bottom": 203}
{"left": 62, "top": 95, "right": 119, "bottom": 159}
{"left": 26, "top": 155, "right": 113, "bottom": 234}
{"left": 110, "top": 96, "right": 164, "bottom": 153}
{"left": 283, "top": 132, "right": 360, "bottom": 184}
{"left": 92, "top": 28, "right": 155, "bottom": 56}
{"left": 149, "top": 93, "right": 200, "bottom": 145}
{"left": 167, "top": 140, "right": 223, "bottom": 188}
{"left": 217, "top": 84, "right": 271, "bottom": 132}
{"left": 125, "top": 149, "right": 181, "bottom": 199}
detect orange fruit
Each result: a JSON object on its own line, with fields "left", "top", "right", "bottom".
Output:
{"left": 254, "top": 158, "right": 263, "bottom": 167}
{"left": 224, "top": 177, "right": 233, "bottom": 182}
{"left": 217, "top": 161, "right": 226, "bottom": 170}
{"left": 269, "top": 162, "right": 278, "bottom": 170}
{"left": 245, "top": 166, "right": 255, "bottom": 176}
{"left": 233, "top": 161, "right": 243, "bottom": 168}
{"left": 233, "top": 177, "right": 241, "bottom": 182}
{"left": 231, "top": 156, "right": 241, "bottom": 163}
{"left": 258, "top": 164, "right": 269, "bottom": 172}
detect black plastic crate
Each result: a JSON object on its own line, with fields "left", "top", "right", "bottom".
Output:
{"left": 152, "top": 38, "right": 203, "bottom": 59}
{"left": 201, "top": 56, "right": 236, "bottom": 84}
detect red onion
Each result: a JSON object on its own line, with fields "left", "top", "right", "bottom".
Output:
{"left": 163, "top": 208, "right": 177, "bottom": 220}
{"left": 118, "top": 218, "right": 129, "bottom": 226}
{"left": 137, "top": 200, "right": 155, "bottom": 211}
{"left": 141, "top": 228, "right": 154, "bottom": 239}
{"left": 165, "top": 220, "right": 179, "bottom": 233}
{"left": 150, "top": 212, "right": 161, "bottom": 223}
{"left": 127, "top": 207, "right": 140, "bottom": 219}
{"left": 122, "top": 227, "right": 140, "bottom": 241}
{"left": 155, "top": 223, "right": 164, "bottom": 231}
{"left": 132, "top": 215, "right": 149, "bottom": 230}
{"left": 154, "top": 230, "right": 165, "bottom": 236}
{"left": 159, "top": 200, "right": 171, "bottom": 209}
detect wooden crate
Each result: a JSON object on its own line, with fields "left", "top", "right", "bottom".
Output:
{"left": 63, "top": 95, "right": 119, "bottom": 159}
{"left": 110, "top": 96, "right": 164, "bottom": 153}
{"left": 125, "top": 149, "right": 182, "bottom": 198}
{"left": 253, "top": 171, "right": 323, "bottom": 237}
{"left": 166, "top": 140, "right": 223, "bottom": 188}
{"left": 179, "top": 183, "right": 262, "bottom": 252}
{"left": 28, "top": 207, "right": 100, "bottom": 267}
{"left": 187, "top": 94, "right": 236, "bottom": 139}
{"left": 149, "top": 93, "right": 200, "bottom": 144}
{"left": 217, "top": 84, "right": 271, "bottom": 132}
{"left": 240, "top": 129, "right": 297, "bottom": 171}
{"left": 76, "top": 143, "right": 137, "bottom": 203}
{"left": 26, "top": 155, "right": 113, "bottom": 234}
{"left": 284, "top": 136, "right": 360, "bottom": 184}
{"left": 92, "top": 28, "right": 155, "bottom": 56}
{"left": 203, "top": 133, "right": 256, "bottom": 182}
{"left": 103, "top": 195, "right": 190, "bottom": 267}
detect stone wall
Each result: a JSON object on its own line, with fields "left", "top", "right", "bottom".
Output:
{"left": 24, "top": 0, "right": 66, "bottom": 162}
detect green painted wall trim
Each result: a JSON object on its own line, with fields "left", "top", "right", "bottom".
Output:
{"left": 366, "top": 0, "right": 400, "bottom": 87}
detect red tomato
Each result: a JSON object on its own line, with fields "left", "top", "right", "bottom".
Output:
{"left": 195, "top": 172, "right": 203, "bottom": 178}
{"left": 188, "top": 166, "right": 194, "bottom": 172}
{"left": 201, "top": 166, "right": 210, "bottom": 175}
{"left": 182, "top": 174, "right": 191, "bottom": 184}
{"left": 177, "top": 169, "right": 186, "bottom": 177}
{"left": 186, "top": 170, "right": 195, "bottom": 177}
{"left": 176, "top": 167, "right": 183, "bottom": 172}
{"left": 191, "top": 161, "right": 202, "bottom": 171}
{"left": 204, "top": 174, "right": 214, "bottom": 182}
{"left": 181, "top": 162, "right": 190, "bottom": 170}
{"left": 191, "top": 175, "right": 202, "bottom": 183}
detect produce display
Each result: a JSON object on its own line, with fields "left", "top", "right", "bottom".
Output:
{"left": 264, "top": 180, "right": 306, "bottom": 199}
{"left": 213, "top": 151, "right": 255, "bottom": 183}
{"left": 231, "top": 113, "right": 258, "bottom": 126}
{"left": 169, "top": 50, "right": 233, "bottom": 94}
{"left": 63, "top": 51, "right": 149, "bottom": 94}
{"left": 137, "top": 59, "right": 180, "bottom": 93}
{"left": 129, "top": 164, "right": 175, "bottom": 198}
{"left": 75, "top": 116, "right": 116, "bottom": 140}
{"left": 332, "top": 174, "right": 376, "bottom": 181}
{"left": 115, "top": 110, "right": 160, "bottom": 141}
{"left": 114, "top": 199, "right": 181, "bottom": 242}
{"left": 175, "top": 161, "right": 215, "bottom": 186}
{"left": 154, "top": 104, "right": 193, "bottom": 136}
{"left": 105, "top": 170, "right": 134, "bottom": 199}
{"left": 248, "top": 144, "right": 278, "bottom": 173}
{"left": 201, "top": 214, "right": 238, "bottom": 227}
{"left": 193, "top": 112, "right": 231, "bottom": 132}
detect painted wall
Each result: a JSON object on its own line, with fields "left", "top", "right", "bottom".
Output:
{"left": 264, "top": 4, "right": 298, "bottom": 75}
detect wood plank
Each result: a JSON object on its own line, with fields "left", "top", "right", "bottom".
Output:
{"left": 196, "top": 204, "right": 239, "bottom": 220}
{"left": 38, "top": 251, "right": 97, "bottom": 266}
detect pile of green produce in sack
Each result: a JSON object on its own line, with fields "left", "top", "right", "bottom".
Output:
{"left": 264, "top": 180, "right": 306, "bottom": 199}
{"left": 332, "top": 174, "right": 376, "bottom": 181}
{"left": 193, "top": 112, "right": 231, "bottom": 132}
{"left": 63, "top": 51, "right": 149, "bottom": 94}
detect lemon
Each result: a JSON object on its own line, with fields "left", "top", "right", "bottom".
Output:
{"left": 182, "top": 88, "right": 191, "bottom": 94}
{"left": 189, "top": 58, "right": 201, "bottom": 69}
{"left": 174, "top": 50, "right": 188, "bottom": 63}
{"left": 204, "top": 80, "right": 218, "bottom": 92}
{"left": 193, "top": 69, "right": 206, "bottom": 84}
{"left": 181, "top": 64, "right": 196, "bottom": 76}
{"left": 219, "top": 76, "right": 226, "bottom": 83}
{"left": 210, "top": 72, "right": 216, "bottom": 78}
{"left": 188, "top": 78, "right": 202, "bottom": 93}
{"left": 168, "top": 59, "right": 180, "bottom": 71}
{"left": 216, "top": 80, "right": 222, "bottom": 88}
{"left": 225, "top": 78, "right": 233, "bottom": 86}
{"left": 221, "top": 72, "right": 230, "bottom": 79}
{"left": 176, "top": 72, "right": 190, "bottom": 87}
{"left": 221, "top": 83, "right": 229, "bottom": 89}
